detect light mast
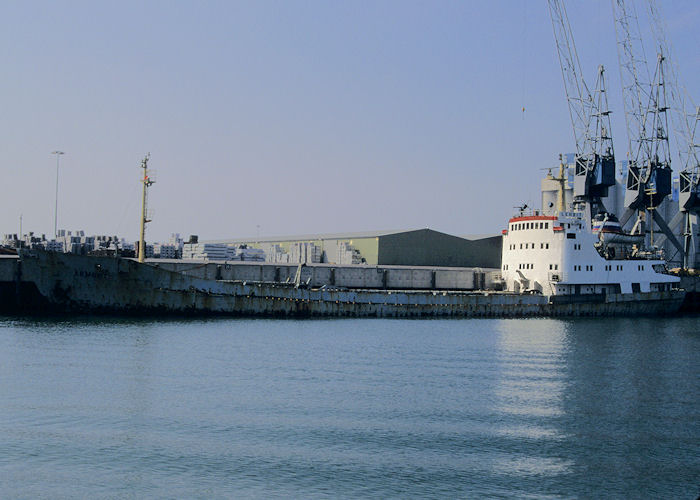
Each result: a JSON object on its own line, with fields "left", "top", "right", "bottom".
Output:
{"left": 138, "top": 154, "right": 154, "bottom": 263}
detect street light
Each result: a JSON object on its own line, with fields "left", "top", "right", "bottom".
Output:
{"left": 51, "top": 150, "right": 65, "bottom": 238}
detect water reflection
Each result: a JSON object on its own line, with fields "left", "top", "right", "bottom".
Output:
{"left": 556, "top": 317, "right": 700, "bottom": 495}
{"left": 490, "top": 319, "right": 572, "bottom": 477}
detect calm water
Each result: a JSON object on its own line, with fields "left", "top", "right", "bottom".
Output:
{"left": 0, "top": 316, "right": 698, "bottom": 499}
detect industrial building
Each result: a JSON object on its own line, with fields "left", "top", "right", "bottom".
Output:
{"left": 210, "top": 228, "right": 501, "bottom": 268}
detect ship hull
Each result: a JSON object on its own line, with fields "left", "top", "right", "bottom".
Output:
{"left": 5, "top": 250, "right": 687, "bottom": 318}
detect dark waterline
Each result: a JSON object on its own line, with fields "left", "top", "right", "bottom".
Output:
{"left": 1, "top": 316, "right": 698, "bottom": 498}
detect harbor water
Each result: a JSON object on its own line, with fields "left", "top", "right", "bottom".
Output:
{"left": 0, "top": 316, "right": 698, "bottom": 498}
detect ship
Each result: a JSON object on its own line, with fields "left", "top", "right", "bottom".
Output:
{"left": 1, "top": 205, "right": 685, "bottom": 317}
{"left": 0, "top": 154, "right": 689, "bottom": 317}
{"left": 501, "top": 209, "right": 680, "bottom": 299}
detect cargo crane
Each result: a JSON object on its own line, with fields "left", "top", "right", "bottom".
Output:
{"left": 645, "top": 0, "right": 700, "bottom": 269}
{"left": 612, "top": 0, "right": 684, "bottom": 260}
{"left": 678, "top": 110, "right": 700, "bottom": 268}
{"left": 548, "top": 0, "right": 616, "bottom": 222}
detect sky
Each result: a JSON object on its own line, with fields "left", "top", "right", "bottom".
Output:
{"left": 1, "top": 0, "right": 698, "bottom": 242}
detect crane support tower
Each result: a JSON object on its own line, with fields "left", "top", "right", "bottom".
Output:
{"left": 548, "top": 0, "right": 616, "bottom": 221}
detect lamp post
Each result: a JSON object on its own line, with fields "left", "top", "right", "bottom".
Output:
{"left": 51, "top": 151, "right": 65, "bottom": 238}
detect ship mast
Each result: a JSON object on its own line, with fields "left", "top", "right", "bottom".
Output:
{"left": 556, "top": 155, "right": 567, "bottom": 213}
{"left": 138, "top": 153, "right": 154, "bottom": 263}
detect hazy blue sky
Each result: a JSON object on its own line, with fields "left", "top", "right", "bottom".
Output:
{"left": 1, "top": 1, "right": 698, "bottom": 241}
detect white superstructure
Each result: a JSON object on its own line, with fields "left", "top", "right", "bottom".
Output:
{"left": 501, "top": 210, "right": 679, "bottom": 296}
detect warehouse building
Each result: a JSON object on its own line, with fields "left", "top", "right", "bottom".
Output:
{"left": 210, "top": 228, "right": 501, "bottom": 268}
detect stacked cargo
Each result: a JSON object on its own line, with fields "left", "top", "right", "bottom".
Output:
{"left": 182, "top": 243, "right": 229, "bottom": 260}
{"left": 155, "top": 244, "right": 178, "bottom": 259}
{"left": 45, "top": 240, "right": 65, "bottom": 252}
{"left": 290, "top": 242, "right": 321, "bottom": 264}
{"left": 229, "top": 245, "right": 265, "bottom": 261}
{"left": 263, "top": 244, "right": 290, "bottom": 263}
{"left": 337, "top": 242, "right": 363, "bottom": 265}
{"left": 168, "top": 233, "right": 184, "bottom": 256}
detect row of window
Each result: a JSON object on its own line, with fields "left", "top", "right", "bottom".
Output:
{"left": 507, "top": 242, "right": 551, "bottom": 250}
{"left": 506, "top": 263, "right": 642, "bottom": 273}
{"left": 573, "top": 244, "right": 581, "bottom": 250}
{"left": 502, "top": 263, "right": 559, "bottom": 271}
{"left": 501, "top": 263, "right": 536, "bottom": 270}
{"left": 510, "top": 222, "right": 550, "bottom": 231}
{"left": 506, "top": 263, "right": 639, "bottom": 273}
{"left": 601, "top": 264, "right": 640, "bottom": 272}
{"left": 588, "top": 265, "right": 645, "bottom": 272}
{"left": 605, "top": 264, "right": 624, "bottom": 271}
